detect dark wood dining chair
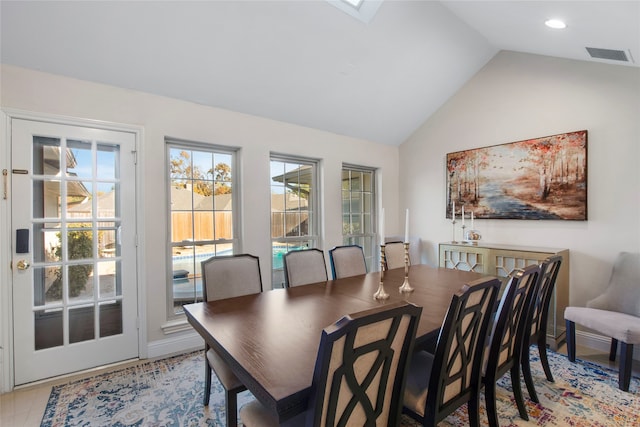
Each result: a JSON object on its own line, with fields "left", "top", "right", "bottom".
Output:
{"left": 482, "top": 264, "right": 540, "bottom": 427}
{"left": 201, "top": 254, "right": 263, "bottom": 427}
{"left": 384, "top": 241, "right": 407, "bottom": 270}
{"left": 402, "top": 277, "right": 501, "bottom": 427}
{"left": 521, "top": 255, "right": 562, "bottom": 403}
{"left": 283, "top": 248, "right": 328, "bottom": 287}
{"left": 328, "top": 244, "right": 367, "bottom": 279}
{"left": 239, "top": 302, "right": 422, "bottom": 426}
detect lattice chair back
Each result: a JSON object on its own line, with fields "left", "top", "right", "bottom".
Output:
{"left": 402, "top": 277, "right": 500, "bottom": 425}
{"left": 284, "top": 248, "right": 328, "bottom": 287}
{"left": 307, "top": 302, "right": 422, "bottom": 426}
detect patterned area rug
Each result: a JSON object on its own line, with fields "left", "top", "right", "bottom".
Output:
{"left": 41, "top": 347, "right": 639, "bottom": 426}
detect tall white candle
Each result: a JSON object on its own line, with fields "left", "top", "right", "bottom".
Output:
{"left": 451, "top": 200, "right": 455, "bottom": 220}
{"left": 404, "top": 209, "right": 409, "bottom": 243}
{"left": 462, "top": 205, "right": 465, "bottom": 227}
{"left": 380, "top": 208, "right": 385, "bottom": 245}
{"left": 471, "top": 211, "right": 474, "bottom": 229}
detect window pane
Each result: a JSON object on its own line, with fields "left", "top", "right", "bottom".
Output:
{"left": 341, "top": 166, "right": 376, "bottom": 272}
{"left": 167, "top": 142, "right": 236, "bottom": 316}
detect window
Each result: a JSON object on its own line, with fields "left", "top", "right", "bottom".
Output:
{"left": 270, "top": 155, "right": 319, "bottom": 288}
{"left": 166, "top": 140, "right": 237, "bottom": 316}
{"left": 341, "top": 165, "right": 377, "bottom": 271}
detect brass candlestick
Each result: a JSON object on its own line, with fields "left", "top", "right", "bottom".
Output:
{"left": 451, "top": 218, "right": 458, "bottom": 243}
{"left": 374, "top": 244, "right": 389, "bottom": 300}
{"left": 399, "top": 242, "right": 414, "bottom": 293}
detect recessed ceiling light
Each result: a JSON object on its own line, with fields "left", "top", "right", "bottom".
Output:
{"left": 545, "top": 19, "right": 567, "bottom": 29}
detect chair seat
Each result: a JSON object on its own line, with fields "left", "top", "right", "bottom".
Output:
{"left": 403, "top": 350, "right": 434, "bottom": 417}
{"left": 207, "top": 348, "right": 245, "bottom": 391}
{"left": 564, "top": 307, "right": 640, "bottom": 344}
{"left": 239, "top": 400, "right": 306, "bottom": 427}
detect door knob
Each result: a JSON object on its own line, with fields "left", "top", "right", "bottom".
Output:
{"left": 16, "top": 259, "right": 30, "bottom": 270}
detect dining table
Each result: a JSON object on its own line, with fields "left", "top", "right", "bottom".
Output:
{"left": 184, "top": 264, "right": 490, "bottom": 422}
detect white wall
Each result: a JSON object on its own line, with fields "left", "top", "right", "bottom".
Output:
{"left": 400, "top": 51, "right": 640, "bottom": 309}
{"left": 0, "top": 64, "right": 401, "bottom": 358}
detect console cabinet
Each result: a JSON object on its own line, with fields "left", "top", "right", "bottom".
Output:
{"left": 439, "top": 242, "right": 569, "bottom": 349}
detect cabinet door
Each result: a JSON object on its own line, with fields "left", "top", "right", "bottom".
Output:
{"left": 439, "top": 244, "right": 488, "bottom": 273}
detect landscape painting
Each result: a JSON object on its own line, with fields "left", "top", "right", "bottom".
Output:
{"left": 446, "top": 130, "right": 587, "bottom": 220}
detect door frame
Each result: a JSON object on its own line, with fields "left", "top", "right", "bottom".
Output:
{"left": 0, "top": 109, "right": 147, "bottom": 392}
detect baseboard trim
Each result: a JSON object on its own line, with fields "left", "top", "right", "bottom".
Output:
{"left": 146, "top": 331, "right": 203, "bottom": 359}
{"left": 575, "top": 330, "right": 640, "bottom": 360}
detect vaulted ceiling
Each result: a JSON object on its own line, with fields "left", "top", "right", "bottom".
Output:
{"left": 1, "top": 1, "right": 638, "bottom": 146}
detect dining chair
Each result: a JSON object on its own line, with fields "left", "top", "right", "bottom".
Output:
{"left": 482, "top": 264, "right": 540, "bottom": 427}
{"left": 565, "top": 251, "right": 640, "bottom": 392}
{"left": 239, "top": 301, "right": 422, "bottom": 427}
{"left": 402, "top": 277, "right": 500, "bottom": 427}
{"left": 385, "top": 241, "right": 407, "bottom": 270}
{"left": 283, "top": 248, "right": 328, "bottom": 287}
{"left": 521, "top": 255, "right": 562, "bottom": 403}
{"left": 328, "top": 244, "right": 367, "bottom": 279}
{"left": 201, "top": 253, "right": 263, "bottom": 427}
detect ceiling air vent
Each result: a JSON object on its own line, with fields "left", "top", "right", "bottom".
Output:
{"left": 585, "top": 47, "right": 629, "bottom": 62}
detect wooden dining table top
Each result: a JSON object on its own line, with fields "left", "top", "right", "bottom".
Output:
{"left": 184, "top": 264, "right": 489, "bottom": 421}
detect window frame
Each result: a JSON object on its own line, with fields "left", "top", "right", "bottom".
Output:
{"left": 341, "top": 164, "right": 377, "bottom": 271}
{"left": 269, "top": 153, "right": 321, "bottom": 289}
{"left": 165, "top": 138, "right": 240, "bottom": 318}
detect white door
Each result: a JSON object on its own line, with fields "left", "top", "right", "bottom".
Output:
{"left": 11, "top": 119, "right": 138, "bottom": 385}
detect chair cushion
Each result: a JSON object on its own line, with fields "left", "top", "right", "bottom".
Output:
{"left": 207, "top": 348, "right": 244, "bottom": 391}
{"left": 564, "top": 307, "right": 640, "bottom": 344}
{"left": 239, "top": 399, "right": 306, "bottom": 427}
{"left": 402, "top": 350, "right": 434, "bottom": 417}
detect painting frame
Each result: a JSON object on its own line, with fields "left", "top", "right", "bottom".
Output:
{"left": 446, "top": 130, "right": 588, "bottom": 221}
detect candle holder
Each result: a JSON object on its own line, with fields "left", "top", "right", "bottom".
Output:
{"left": 374, "top": 244, "right": 389, "bottom": 300}
{"left": 464, "top": 229, "right": 482, "bottom": 245}
{"left": 398, "top": 242, "right": 414, "bottom": 293}
{"left": 461, "top": 224, "right": 467, "bottom": 243}
{"left": 451, "top": 219, "right": 458, "bottom": 243}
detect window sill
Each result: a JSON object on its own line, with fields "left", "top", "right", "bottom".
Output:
{"left": 161, "top": 318, "right": 193, "bottom": 335}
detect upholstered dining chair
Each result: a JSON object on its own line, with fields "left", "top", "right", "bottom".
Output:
{"left": 239, "top": 302, "right": 422, "bottom": 426}
{"left": 521, "top": 255, "right": 563, "bottom": 403}
{"left": 402, "top": 277, "right": 501, "bottom": 427}
{"left": 328, "top": 244, "right": 367, "bottom": 279}
{"left": 283, "top": 248, "right": 328, "bottom": 287}
{"left": 201, "top": 254, "right": 263, "bottom": 427}
{"left": 565, "top": 251, "right": 640, "bottom": 392}
{"left": 385, "top": 241, "right": 407, "bottom": 270}
{"left": 482, "top": 264, "right": 540, "bottom": 427}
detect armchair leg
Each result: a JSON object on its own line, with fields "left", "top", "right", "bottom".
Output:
{"left": 204, "top": 361, "right": 212, "bottom": 406}
{"left": 225, "top": 389, "right": 238, "bottom": 427}
{"left": 619, "top": 342, "right": 633, "bottom": 392}
{"left": 511, "top": 365, "right": 529, "bottom": 421}
{"left": 566, "top": 320, "right": 576, "bottom": 362}
{"left": 610, "top": 338, "right": 619, "bottom": 362}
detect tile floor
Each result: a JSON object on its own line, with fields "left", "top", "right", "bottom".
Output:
{"left": 1, "top": 345, "right": 637, "bottom": 426}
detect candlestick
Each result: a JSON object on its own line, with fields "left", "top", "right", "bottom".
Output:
{"left": 471, "top": 211, "right": 474, "bottom": 230}
{"left": 451, "top": 218, "right": 458, "bottom": 243}
{"left": 399, "top": 242, "right": 414, "bottom": 293}
{"left": 404, "top": 209, "right": 409, "bottom": 243}
{"left": 451, "top": 200, "right": 455, "bottom": 220}
{"left": 461, "top": 205, "right": 465, "bottom": 227}
{"left": 374, "top": 244, "right": 390, "bottom": 300}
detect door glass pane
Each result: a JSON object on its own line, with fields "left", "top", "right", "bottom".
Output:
{"left": 33, "top": 137, "right": 60, "bottom": 176}
{"left": 68, "top": 264, "right": 94, "bottom": 302}
{"left": 98, "top": 261, "right": 117, "bottom": 297}
{"left": 34, "top": 224, "right": 61, "bottom": 263}
{"left": 97, "top": 182, "right": 117, "bottom": 219}
{"left": 66, "top": 181, "right": 92, "bottom": 218}
{"left": 35, "top": 309, "right": 63, "bottom": 350}
{"left": 66, "top": 140, "right": 93, "bottom": 179}
{"left": 100, "top": 301, "right": 123, "bottom": 337}
{"left": 33, "top": 266, "right": 62, "bottom": 306}
{"left": 69, "top": 305, "right": 95, "bottom": 343}
{"left": 97, "top": 144, "right": 118, "bottom": 180}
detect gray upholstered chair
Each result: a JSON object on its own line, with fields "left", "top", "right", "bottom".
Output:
{"left": 283, "top": 248, "right": 328, "bottom": 287}
{"left": 385, "top": 241, "right": 407, "bottom": 270}
{"left": 201, "top": 254, "right": 263, "bottom": 426}
{"left": 328, "top": 245, "right": 367, "bottom": 279}
{"left": 402, "top": 277, "right": 500, "bottom": 427}
{"left": 240, "top": 302, "right": 422, "bottom": 426}
{"left": 565, "top": 252, "right": 640, "bottom": 392}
